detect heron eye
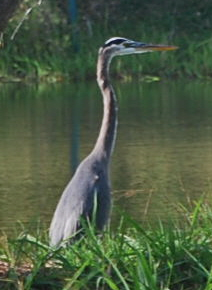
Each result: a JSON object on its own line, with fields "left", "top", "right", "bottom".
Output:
{"left": 124, "top": 42, "right": 133, "bottom": 48}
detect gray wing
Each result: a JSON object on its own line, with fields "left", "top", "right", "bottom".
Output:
{"left": 49, "top": 156, "right": 110, "bottom": 246}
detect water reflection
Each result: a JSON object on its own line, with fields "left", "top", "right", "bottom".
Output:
{"left": 1, "top": 81, "right": 212, "bottom": 233}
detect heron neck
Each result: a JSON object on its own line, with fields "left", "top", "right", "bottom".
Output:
{"left": 93, "top": 52, "right": 118, "bottom": 161}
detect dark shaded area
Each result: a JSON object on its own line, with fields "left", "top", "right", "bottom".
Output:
{"left": 0, "top": 0, "right": 22, "bottom": 33}
{"left": 1, "top": 1, "right": 212, "bottom": 43}
{"left": 60, "top": 0, "right": 212, "bottom": 38}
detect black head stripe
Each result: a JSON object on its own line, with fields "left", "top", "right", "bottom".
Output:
{"left": 103, "top": 37, "right": 128, "bottom": 48}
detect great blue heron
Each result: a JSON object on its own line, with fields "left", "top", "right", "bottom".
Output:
{"left": 49, "top": 37, "right": 177, "bottom": 246}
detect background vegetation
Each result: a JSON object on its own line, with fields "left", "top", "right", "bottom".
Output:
{"left": 1, "top": 0, "right": 212, "bottom": 81}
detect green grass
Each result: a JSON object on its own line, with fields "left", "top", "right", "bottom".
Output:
{"left": 1, "top": 33, "right": 211, "bottom": 83}
{"left": 1, "top": 201, "right": 212, "bottom": 289}
{"left": 1, "top": 1, "right": 212, "bottom": 82}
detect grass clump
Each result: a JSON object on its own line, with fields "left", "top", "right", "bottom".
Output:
{"left": 1, "top": 201, "right": 212, "bottom": 289}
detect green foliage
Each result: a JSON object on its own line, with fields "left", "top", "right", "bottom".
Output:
{"left": 1, "top": 202, "right": 212, "bottom": 289}
{"left": 0, "top": 1, "right": 212, "bottom": 81}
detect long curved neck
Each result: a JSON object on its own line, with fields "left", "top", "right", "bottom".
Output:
{"left": 92, "top": 50, "right": 118, "bottom": 161}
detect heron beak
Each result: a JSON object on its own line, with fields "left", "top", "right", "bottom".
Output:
{"left": 133, "top": 42, "right": 178, "bottom": 52}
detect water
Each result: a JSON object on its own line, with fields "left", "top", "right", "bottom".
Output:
{"left": 1, "top": 80, "right": 212, "bottom": 234}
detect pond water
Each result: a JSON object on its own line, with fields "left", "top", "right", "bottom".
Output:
{"left": 1, "top": 80, "right": 212, "bottom": 234}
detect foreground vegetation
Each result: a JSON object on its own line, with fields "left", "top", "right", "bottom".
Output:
{"left": 1, "top": 201, "right": 212, "bottom": 290}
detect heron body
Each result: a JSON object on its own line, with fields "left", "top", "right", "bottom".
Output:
{"left": 49, "top": 153, "right": 111, "bottom": 246}
{"left": 49, "top": 37, "right": 177, "bottom": 246}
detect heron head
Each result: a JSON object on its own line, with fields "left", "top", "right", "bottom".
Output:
{"left": 100, "top": 37, "right": 178, "bottom": 57}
